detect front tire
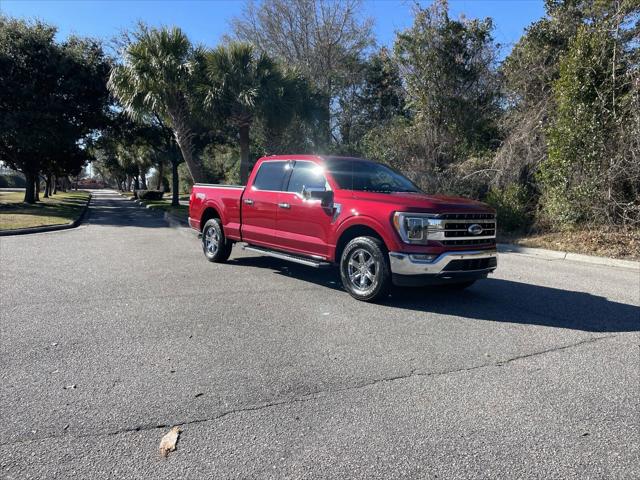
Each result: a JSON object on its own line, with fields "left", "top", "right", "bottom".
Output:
{"left": 340, "top": 236, "right": 391, "bottom": 302}
{"left": 202, "top": 218, "right": 232, "bottom": 263}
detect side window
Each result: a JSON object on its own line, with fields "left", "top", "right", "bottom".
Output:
{"left": 252, "top": 161, "right": 288, "bottom": 191}
{"left": 287, "top": 162, "right": 327, "bottom": 194}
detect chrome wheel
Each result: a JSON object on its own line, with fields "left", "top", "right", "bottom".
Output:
{"left": 346, "top": 248, "right": 378, "bottom": 294}
{"left": 204, "top": 225, "right": 219, "bottom": 255}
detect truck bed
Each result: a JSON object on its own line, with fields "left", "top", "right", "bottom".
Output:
{"left": 189, "top": 184, "right": 245, "bottom": 240}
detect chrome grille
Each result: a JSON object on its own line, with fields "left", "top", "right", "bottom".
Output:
{"left": 430, "top": 213, "right": 496, "bottom": 243}
{"left": 441, "top": 238, "right": 496, "bottom": 247}
{"left": 439, "top": 213, "right": 495, "bottom": 220}
{"left": 443, "top": 221, "right": 496, "bottom": 238}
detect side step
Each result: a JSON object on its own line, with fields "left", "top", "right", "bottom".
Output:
{"left": 241, "top": 244, "right": 332, "bottom": 268}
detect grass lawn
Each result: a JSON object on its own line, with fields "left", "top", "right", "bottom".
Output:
{"left": 0, "top": 190, "right": 91, "bottom": 231}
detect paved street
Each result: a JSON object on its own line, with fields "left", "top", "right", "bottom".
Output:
{"left": 1, "top": 190, "right": 638, "bottom": 479}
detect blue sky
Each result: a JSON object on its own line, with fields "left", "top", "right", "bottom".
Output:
{"left": 0, "top": 0, "right": 546, "bottom": 57}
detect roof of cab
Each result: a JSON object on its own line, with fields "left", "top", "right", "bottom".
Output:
{"left": 257, "top": 155, "right": 370, "bottom": 164}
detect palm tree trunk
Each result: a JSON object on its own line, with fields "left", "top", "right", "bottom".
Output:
{"left": 171, "top": 159, "right": 180, "bottom": 207}
{"left": 239, "top": 124, "right": 250, "bottom": 185}
{"left": 168, "top": 105, "right": 206, "bottom": 183}
{"left": 175, "top": 132, "right": 205, "bottom": 183}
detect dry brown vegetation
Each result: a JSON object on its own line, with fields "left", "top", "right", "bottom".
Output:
{"left": 500, "top": 228, "right": 640, "bottom": 260}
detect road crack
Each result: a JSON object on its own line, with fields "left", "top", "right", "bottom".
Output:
{"left": 0, "top": 334, "right": 617, "bottom": 448}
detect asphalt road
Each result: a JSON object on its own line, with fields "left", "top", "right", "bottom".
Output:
{"left": 1, "top": 190, "right": 638, "bottom": 479}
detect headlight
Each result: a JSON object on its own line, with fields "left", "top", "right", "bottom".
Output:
{"left": 393, "top": 212, "right": 443, "bottom": 244}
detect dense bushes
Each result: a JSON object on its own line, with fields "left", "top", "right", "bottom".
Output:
{"left": 359, "top": 0, "right": 639, "bottom": 234}
{"left": 485, "top": 185, "right": 532, "bottom": 233}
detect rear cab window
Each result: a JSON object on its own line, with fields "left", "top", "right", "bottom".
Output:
{"left": 252, "top": 161, "right": 289, "bottom": 191}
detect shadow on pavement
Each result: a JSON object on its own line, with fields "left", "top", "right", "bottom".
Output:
{"left": 85, "top": 191, "right": 167, "bottom": 228}
{"left": 228, "top": 255, "right": 640, "bottom": 333}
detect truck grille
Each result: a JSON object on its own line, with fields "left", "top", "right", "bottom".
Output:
{"left": 441, "top": 238, "right": 496, "bottom": 247}
{"left": 443, "top": 221, "right": 496, "bottom": 238}
{"left": 431, "top": 213, "right": 496, "bottom": 245}
{"left": 439, "top": 213, "right": 495, "bottom": 220}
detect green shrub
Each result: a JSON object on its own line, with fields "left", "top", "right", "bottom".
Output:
{"left": 485, "top": 184, "right": 532, "bottom": 232}
{"left": 135, "top": 189, "right": 164, "bottom": 200}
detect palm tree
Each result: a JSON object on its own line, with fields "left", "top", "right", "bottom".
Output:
{"left": 108, "top": 24, "right": 206, "bottom": 182}
{"left": 203, "top": 43, "right": 305, "bottom": 184}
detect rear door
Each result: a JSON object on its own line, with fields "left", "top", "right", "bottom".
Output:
{"left": 276, "top": 161, "right": 334, "bottom": 259}
{"left": 241, "top": 160, "right": 290, "bottom": 248}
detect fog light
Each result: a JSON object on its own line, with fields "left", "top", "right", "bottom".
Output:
{"left": 409, "top": 254, "right": 437, "bottom": 262}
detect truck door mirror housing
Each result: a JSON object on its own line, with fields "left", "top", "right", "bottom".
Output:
{"left": 302, "top": 186, "right": 333, "bottom": 207}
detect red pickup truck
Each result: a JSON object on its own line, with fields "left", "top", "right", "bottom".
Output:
{"left": 189, "top": 155, "right": 497, "bottom": 301}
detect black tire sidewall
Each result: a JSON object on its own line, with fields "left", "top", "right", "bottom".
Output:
{"left": 202, "top": 219, "right": 231, "bottom": 262}
{"left": 340, "top": 236, "right": 391, "bottom": 301}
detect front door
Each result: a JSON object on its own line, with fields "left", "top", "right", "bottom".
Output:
{"left": 276, "top": 161, "right": 334, "bottom": 259}
{"left": 241, "top": 160, "right": 289, "bottom": 249}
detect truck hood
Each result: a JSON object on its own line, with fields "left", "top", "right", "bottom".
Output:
{"left": 349, "top": 191, "right": 494, "bottom": 213}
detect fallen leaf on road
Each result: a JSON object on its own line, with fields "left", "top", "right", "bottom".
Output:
{"left": 159, "top": 426, "right": 181, "bottom": 457}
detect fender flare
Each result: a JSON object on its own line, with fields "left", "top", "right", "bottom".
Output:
{"left": 201, "top": 199, "right": 226, "bottom": 226}
{"left": 333, "top": 214, "right": 398, "bottom": 257}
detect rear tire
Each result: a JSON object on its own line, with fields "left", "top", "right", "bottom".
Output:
{"left": 339, "top": 236, "right": 391, "bottom": 302}
{"left": 202, "top": 218, "right": 232, "bottom": 263}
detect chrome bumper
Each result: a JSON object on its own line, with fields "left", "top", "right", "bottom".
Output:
{"left": 388, "top": 250, "right": 498, "bottom": 276}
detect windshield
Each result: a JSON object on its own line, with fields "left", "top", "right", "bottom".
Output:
{"left": 326, "top": 159, "right": 421, "bottom": 193}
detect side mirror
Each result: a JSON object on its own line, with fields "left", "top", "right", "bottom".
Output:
{"left": 302, "top": 186, "right": 333, "bottom": 208}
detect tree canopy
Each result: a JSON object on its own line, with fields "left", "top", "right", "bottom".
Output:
{"left": 1, "top": 0, "right": 638, "bottom": 231}
{"left": 0, "top": 16, "right": 111, "bottom": 202}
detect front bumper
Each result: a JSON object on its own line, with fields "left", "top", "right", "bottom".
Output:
{"left": 388, "top": 249, "right": 497, "bottom": 286}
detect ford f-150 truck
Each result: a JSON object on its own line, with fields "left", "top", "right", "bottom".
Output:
{"left": 189, "top": 155, "right": 497, "bottom": 301}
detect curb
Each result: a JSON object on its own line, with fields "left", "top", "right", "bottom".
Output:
{"left": 0, "top": 193, "right": 92, "bottom": 237}
{"left": 119, "top": 192, "right": 189, "bottom": 228}
{"left": 497, "top": 243, "right": 639, "bottom": 271}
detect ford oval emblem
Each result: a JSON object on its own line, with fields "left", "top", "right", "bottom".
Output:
{"left": 468, "top": 224, "right": 483, "bottom": 235}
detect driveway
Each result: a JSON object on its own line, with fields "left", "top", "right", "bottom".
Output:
{"left": 1, "top": 190, "right": 638, "bottom": 479}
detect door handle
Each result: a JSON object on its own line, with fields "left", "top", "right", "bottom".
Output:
{"left": 278, "top": 202, "right": 291, "bottom": 209}
{"left": 244, "top": 199, "right": 254, "bottom": 205}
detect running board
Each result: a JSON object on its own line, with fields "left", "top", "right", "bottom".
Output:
{"left": 241, "top": 244, "right": 332, "bottom": 268}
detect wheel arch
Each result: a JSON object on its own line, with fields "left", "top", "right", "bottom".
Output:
{"left": 200, "top": 205, "right": 222, "bottom": 231}
{"left": 334, "top": 222, "right": 389, "bottom": 263}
